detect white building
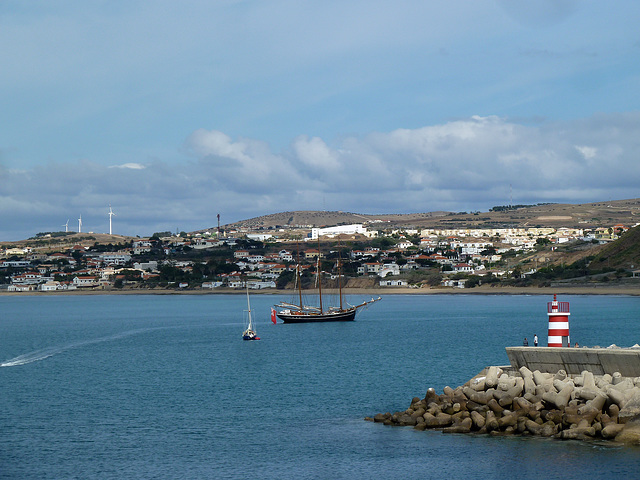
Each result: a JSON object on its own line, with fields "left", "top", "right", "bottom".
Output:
{"left": 100, "top": 253, "right": 132, "bottom": 265}
{"left": 310, "top": 224, "right": 368, "bottom": 239}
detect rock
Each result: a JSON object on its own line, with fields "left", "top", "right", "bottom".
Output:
{"left": 559, "top": 426, "right": 594, "bottom": 440}
{"left": 425, "top": 388, "right": 439, "bottom": 403}
{"left": 583, "top": 371, "right": 597, "bottom": 390}
{"left": 609, "top": 404, "right": 620, "bottom": 419}
{"left": 619, "top": 389, "right": 640, "bottom": 423}
{"left": 498, "top": 394, "right": 515, "bottom": 408}
{"left": 432, "top": 412, "right": 453, "bottom": 427}
{"left": 612, "top": 372, "right": 623, "bottom": 385}
{"left": 533, "top": 370, "right": 551, "bottom": 388}
{"left": 470, "top": 411, "right": 486, "bottom": 429}
{"left": 498, "top": 412, "right": 519, "bottom": 429}
{"left": 395, "top": 413, "right": 417, "bottom": 426}
{"left": 485, "top": 366, "right": 502, "bottom": 388}
{"left": 541, "top": 391, "right": 558, "bottom": 410}
{"left": 611, "top": 378, "right": 635, "bottom": 393}
{"left": 601, "top": 423, "right": 625, "bottom": 439}
{"left": 411, "top": 407, "right": 426, "bottom": 419}
{"left": 374, "top": 412, "right": 390, "bottom": 423}
{"left": 443, "top": 417, "right": 472, "bottom": 434}
{"left": 553, "top": 370, "right": 567, "bottom": 381}
{"left": 615, "top": 415, "right": 640, "bottom": 444}
{"left": 556, "top": 383, "right": 574, "bottom": 409}
{"left": 575, "top": 388, "right": 599, "bottom": 401}
{"left": 524, "top": 419, "right": 543, "bottom": 435}
{"left": 540, "top": 421, "right": 557, "bottom": 437}
{"left": 606, "top": 387, "right": 626, "bottom": 407}
{"left": 470, "top": 376, "right": 486, "bottom": 392}
{"left": 487, "top": 398, "right": 504, "bottom": 414}
{"left": 544, "top": 410, "right": 563, "bottom": 425}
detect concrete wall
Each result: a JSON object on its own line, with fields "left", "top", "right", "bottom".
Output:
{"left": 505, "top": 346, "right": 640, "bottom": 377}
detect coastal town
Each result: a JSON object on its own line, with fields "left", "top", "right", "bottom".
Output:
{"left": 1, "top": 217, "right": 637, "bottom": 293}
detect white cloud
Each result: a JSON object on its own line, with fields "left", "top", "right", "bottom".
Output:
{"left": 1, "top": 113, "right": 639, "bottom": 241}
{"left": 575, "top": 145, "right": 597, "bottom": 159}
{"left": 109, "top": 163, "right": 146, "bottom": 170}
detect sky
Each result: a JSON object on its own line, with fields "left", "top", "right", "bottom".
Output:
{"left": 1, "top": 0, "right": 639, "bottom": 241}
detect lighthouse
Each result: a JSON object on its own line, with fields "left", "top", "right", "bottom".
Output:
{"left": 547, "top": 294, "right": 570, "bottom": 347}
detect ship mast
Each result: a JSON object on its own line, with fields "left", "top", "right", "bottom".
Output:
{"left": 317, "top": 236, "right": 323, "bottom": 313}
{"left": 337, "top": 243, "right": 343, "bottom": 311}
{"left": 296, "top": 241, "right": 303, "bottom": 310}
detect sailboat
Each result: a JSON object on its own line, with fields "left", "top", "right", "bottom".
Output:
{"left": 273, "top": 241, "right": 380, "bottom": 323}
{"left": 242, "top": 287, "right": 260, "bottom": 340}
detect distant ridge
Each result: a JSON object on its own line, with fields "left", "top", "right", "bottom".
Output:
{"left": 224, "top": 210, "right": 449, "bottom": 229}
{"left": 216, "top": 198, "right": 640, "bottom": 231}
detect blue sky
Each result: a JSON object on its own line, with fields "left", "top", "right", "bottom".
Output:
{"left": 1, "top": 0, "right": 639, "bottom": 240}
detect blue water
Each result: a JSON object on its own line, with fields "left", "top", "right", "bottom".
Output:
{"left": 1, "top": 294, "right": 640, "bottom": 479}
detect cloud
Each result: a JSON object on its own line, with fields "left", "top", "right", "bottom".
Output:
{"left": 575, "top": 146, "right": 597, "bottom": 160}
{"left": 1, "top": 113, "right": 639, "bottom": 241}
{"left": 109, "top": 163, "right": 146, "bottom": 170}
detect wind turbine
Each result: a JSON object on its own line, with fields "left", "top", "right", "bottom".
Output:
{"left": 78, "top": 214, "right": 82, "bottom": 233}
{"left": 108, "top": 205, "right": 116, "bottom": 235}
{"left": 62, "top": 219, "right": 69, "bottom": 232}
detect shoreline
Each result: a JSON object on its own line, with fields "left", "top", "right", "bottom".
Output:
{"left": 1, "top": 284, "right": 639, "bottom": 297}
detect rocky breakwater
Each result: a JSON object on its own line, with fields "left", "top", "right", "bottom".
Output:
{"left": 367, "top": 366, "right": 640, "bottom": 444}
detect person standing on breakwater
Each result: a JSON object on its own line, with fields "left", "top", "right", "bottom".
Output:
{"left": 523, "top": 337, "right": 528, "bottom": 346}
{"left": 534, "top": 334, "right": 538, "bottom": 347}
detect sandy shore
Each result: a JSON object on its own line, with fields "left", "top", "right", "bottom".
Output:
{"left": 2, "top": 284, "right": 639, "bottom": 296}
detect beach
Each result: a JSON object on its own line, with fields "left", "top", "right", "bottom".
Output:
{"left": 2, "top": 283, "right": 639, "bottom": 296}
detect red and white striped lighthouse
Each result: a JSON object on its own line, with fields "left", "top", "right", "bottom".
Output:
{"left": 547, "top": 294, "right": 570, "bottom": 347}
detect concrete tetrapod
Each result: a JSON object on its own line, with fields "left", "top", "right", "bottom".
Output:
{"left": 367, "top": 366, "right": 640, "bottom": 445}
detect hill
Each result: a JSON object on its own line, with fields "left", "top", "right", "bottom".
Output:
{"left": 0, "top": 232, "right": 136, "bottom": 251}
{"left": 588, "top": 225, "right": 640, "bottom": 272}
{"left": 222, "top": 198, "right": 640, "bottom": 231}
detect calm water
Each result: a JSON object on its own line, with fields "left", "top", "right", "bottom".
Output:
{"left": 1, "top": 293, "right": 640, "bottom": 479}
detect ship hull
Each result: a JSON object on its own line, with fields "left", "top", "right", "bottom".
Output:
{"left": 276, "top": 308, "right": 357, "bottom": 323}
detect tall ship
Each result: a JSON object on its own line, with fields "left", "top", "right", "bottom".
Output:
{"left": 273, "top": 242, "right": 380, "bottom": 323}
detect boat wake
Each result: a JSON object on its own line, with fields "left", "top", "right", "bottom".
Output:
{"left": 0, "top": 328, "right": 160, "bottom": 367}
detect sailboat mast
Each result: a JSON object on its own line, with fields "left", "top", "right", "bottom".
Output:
{"left": 246, "top": 286, "right": 252, "bottom": 329}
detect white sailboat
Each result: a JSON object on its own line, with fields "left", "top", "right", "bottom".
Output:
{"left": 242, "top": 287, "right": 260, "bottom": 341}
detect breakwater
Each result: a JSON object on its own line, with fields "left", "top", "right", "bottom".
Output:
{"left": 369, "top": 349, "right": 640, "bottom": 444}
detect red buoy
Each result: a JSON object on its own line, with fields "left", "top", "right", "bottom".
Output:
{"left": 547, "top": 294, "right": 570, "bottom": 347}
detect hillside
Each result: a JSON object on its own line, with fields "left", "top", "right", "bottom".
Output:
{"left": 222, "top": 198, "right": 640, "bottom": 231}
{"left": 587, "top": 225, "right": 640, "bottom": 272}
{"left": 0, "top": 232, "right": 136, "bottom": 251}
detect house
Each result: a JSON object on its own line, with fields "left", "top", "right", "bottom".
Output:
{"left": 379, "top": 279, "right": 408, "bottom": 287}
{"left": 442, "top": 278, "right": 467, "bottom": 288}
{"left": 358, "top": 262, "right": 383, "bottom": 275}
{"left": 39, "top": 281, "right": 61, "bottom": 291}
{"left": 278, "top": 250, "right": 293, "bottom": 262}
{"left": 304, "top": 249, "right": 320, "bottom": 260}
{"left": 99, "top": 253, "right": 132, "bottom": 265}
{"left": 378, "top": 263, "right": 400, "bottom": 278}
{"left": 453, "top": 263, "right": 474, "bottom": 273}
{"left": 247, "top": 280, "right": 276, "bottom": 289}
{"left": 7, "top": 284, "right": 38, "bottom": 292}
{"left": 73, "top": 276, "right": 99, "bottom": 288}
{"left": 396, "top": 240, "right": 414, "bottom": 250}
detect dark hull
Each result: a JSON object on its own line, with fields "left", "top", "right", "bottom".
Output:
{"left": 276, "top": 308, "right": 357, "bottom": 323}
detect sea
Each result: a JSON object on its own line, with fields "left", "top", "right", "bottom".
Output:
{"left": 1, "top": 293, "right": 640, "bottom": 479}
